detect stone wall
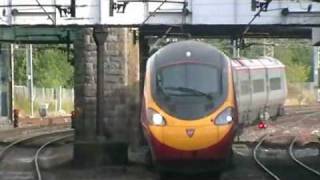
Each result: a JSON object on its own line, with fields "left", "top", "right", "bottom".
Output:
{"left": 73, "top": 27, "right": 140, "bottom": 165}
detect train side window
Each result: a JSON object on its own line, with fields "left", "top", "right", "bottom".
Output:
{"left": 240, "top": 80, "right": 250, "bottom": 95}
{"left": 270, "top": 77, "right": 281, "bottom": 90}
{"left": 253, "top": 79, "right": 264, "bottom": 93}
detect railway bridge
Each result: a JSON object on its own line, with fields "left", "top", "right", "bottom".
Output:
{"left": 0, "top": 0, "right": 319, "bottom": 166}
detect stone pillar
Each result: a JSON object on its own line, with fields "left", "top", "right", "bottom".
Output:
{"left": 93, "top": 26, "right": 108, "bottom": 139}
{"left": 73, "top": 28, "right": 97, "bottom": 140}
{"left": 73, "top": 27, "right": 141, "bottom": 166}
{"left": 73, "top": 28, "right": 105, "bottom": 167}
{"left": 127, "top": 32, "right": 151, "bottom": 164}
{"left": 137, "top": 32, "right": 149, "bottom": 147}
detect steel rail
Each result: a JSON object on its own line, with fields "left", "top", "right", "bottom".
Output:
{"left": 0, "top": 129, "right": 73, "bottom": 161}
{"left": 253, "top": 134, "right": 281, "bottom": 180}
{"left": 289, "top": 137, "right": 320, "bottom": 177}
{"left": 34, "top": 134, "right": 74, "bottom": 180}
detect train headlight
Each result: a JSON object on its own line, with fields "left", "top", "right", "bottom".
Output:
{"left": 147, "top": 109, "right": 166, "bottom": 126}
{"left": 215, "top": 107, "right": 234, "bottom": 125}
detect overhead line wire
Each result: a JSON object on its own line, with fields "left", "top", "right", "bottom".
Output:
{"left": 35, "top": 0, "right": 55, "bottom": 24}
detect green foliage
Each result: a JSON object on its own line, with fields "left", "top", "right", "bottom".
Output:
{"left": 33, "top": 48, "right": 74, "bottom": 88}
{"left": 62, "top": 100, "right": 74, "bottom": 114}
{"left": 14, "top": 49, "right": 27, "bottom": 86}
{"left": 14, "top": 45, "right": 74, "bottom": 88}
{"left": 274, "top": 41, "right": 312, "bottom": 83}
{"left": 205, "top": 39, "right": 232, "bottom": 57}
{"left": 285, "top": 63, "right": 310, "bottom": 83}
{"left": 206, "top": 38, "right": 312, "bottom": 83}
{"left": 241, "top": 45, "right": 264, "bottom": 58}
{"left": 14, "top": 95, "right": 40, "bottom": 115}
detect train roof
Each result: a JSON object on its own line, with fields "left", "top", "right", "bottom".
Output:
{"left": 232, "top": 57, "right": 285, "bottom": 69}
{"left": 150, "top": 40, "right": 229, "bottom": 68}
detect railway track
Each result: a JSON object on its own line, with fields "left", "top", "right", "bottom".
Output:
{"left": 275, "top": 111, "right": 320, "bottom": 128}
{"left": 289, "top": 137, "right": 320, "bottom": 177}
{"left": 283, "top": 105, "right": 320, "bottom": 117}
{"left": 254, "top": 134, "right": 320, "bottom": 180}
{"left": 0, "top": 124, "right": 72, "bottom": 143}
{"left": 0, "top": 129, "right": 74, "bottom": 180}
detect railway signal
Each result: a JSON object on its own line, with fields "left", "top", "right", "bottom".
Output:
{"left": 258, "top": 121, "right": 267, "bottom": 129}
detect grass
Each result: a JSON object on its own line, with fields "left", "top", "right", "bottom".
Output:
{"left": 286, "top": 83, "right": 318, "bottom": 106}
{"left": 14, "top": 94, "right": 73, "bottom": 117}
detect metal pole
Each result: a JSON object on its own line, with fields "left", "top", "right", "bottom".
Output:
{"left": 58, "top": 86, "right": 62, "bottom": 112}
{"left": 232, "top": 39, "right": 240, "bottom": 58}
{"left": 26, "top": 44, "right": 34, "bottom": 117}
{"left": 9, "top": 0, "right": 12, "bottom": 25}
{"left": 313, "top": 47, "right": 320, "bottom": 102}
{"left": 0, "top": 45, "right": 3, "bottom": 118}
{"left": 232, "top": 39, "right": 237, "bottom": 58}
{"left": 313, "top": 47, "right": 319, "bottom": 86}
{"left": 9, "top": 44, "right": 14, "bottom": 122}
{"left": 144, "top": 1, "right": 149, "bottom": 19}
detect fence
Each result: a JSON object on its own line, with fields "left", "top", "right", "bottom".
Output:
{"left": 14, "top": 85, "right": 74, "bottom": 117}
{"left": 286, "top": 82, "right": 320, "bottom": 106}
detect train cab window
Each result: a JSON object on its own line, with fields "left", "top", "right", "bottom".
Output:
{"left": 270, "top": 77, "right": 281, "bottom": 90}
{"left": 159, "top": 64, "right": 221, "bottom": 96}
{"left": 240, "top": 80, "right": 250, "bottom": 95}
{"left": 253, "top": 79, "right": 264, "bottom": 93}
{"left": 153, "top": 63, "right": 227, "bottom": 120}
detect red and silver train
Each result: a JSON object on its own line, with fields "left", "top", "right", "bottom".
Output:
{"left": 141, "top": 40, "right": 287, "bottom": 173}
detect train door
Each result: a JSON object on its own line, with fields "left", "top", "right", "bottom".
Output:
{"left": 233, "top": 60, "right": 251, "bottom": 125}
{"left": 263, "top": 57, "right": 287, "bottom": 117}
{"left": 240, "top": 59, "right": 267, "bottom": 123}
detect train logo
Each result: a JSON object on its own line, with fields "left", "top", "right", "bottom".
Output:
{"left": 186, "top": 128, "right": 195, "bottom": 138}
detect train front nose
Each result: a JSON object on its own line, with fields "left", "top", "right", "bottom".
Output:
{"left": 149, "top": 124, "right": 233, "bottom": 161}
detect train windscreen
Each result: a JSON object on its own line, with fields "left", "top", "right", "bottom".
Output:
{"left": 153, "top": 63, "right": 227, "bottom": 120}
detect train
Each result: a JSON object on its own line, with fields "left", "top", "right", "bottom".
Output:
{"left": 232, "top": 56, "right": 287, "bottom": 125}
{"left": 140, "top": 40, "right": 287, "bottom": 173}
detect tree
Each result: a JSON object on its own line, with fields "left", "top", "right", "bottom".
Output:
{"left": 14, "top": 45, "right": 74, "bottom": 88}
{"left": 14, "top": 49, "right": 27, "bottom": 86}
{"left": 207, "top": 38, "right": 312, "bottom": 83}
{"left": 274, "top": 40, "right": 312, "bottom": 83}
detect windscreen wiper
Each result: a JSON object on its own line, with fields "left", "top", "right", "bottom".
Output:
{"left": 156, "top": 80, "right": 171, "bottom": 101}
{"left": 164, "top": 86, "right": 213, "bottom": 100}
